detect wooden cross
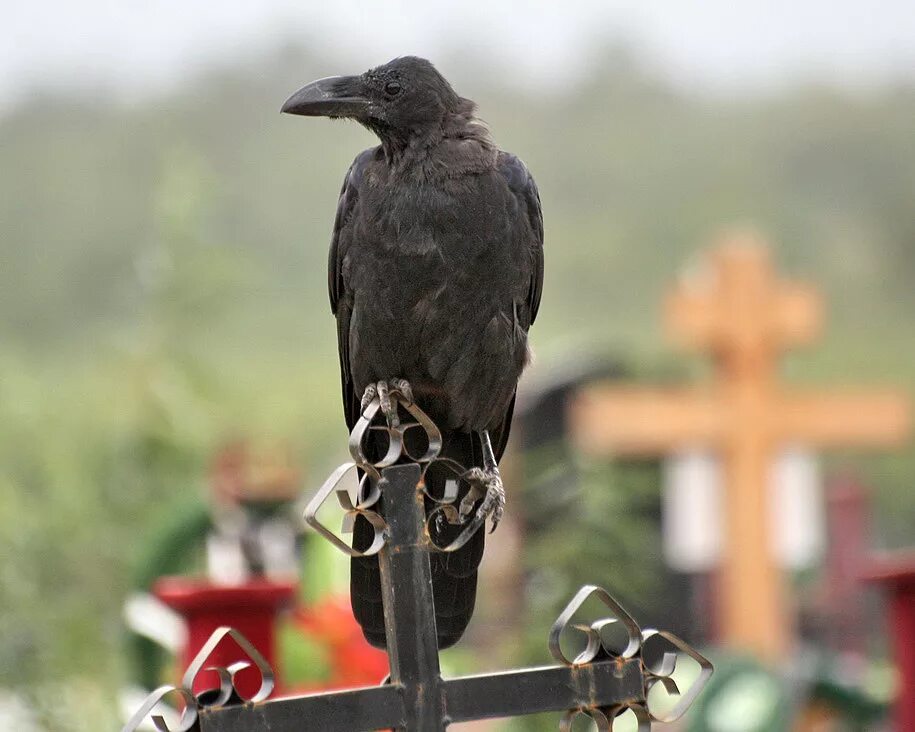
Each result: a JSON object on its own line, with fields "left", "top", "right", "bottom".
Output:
{"left": 568, "top": 232, "right": 910, "bottom": 661}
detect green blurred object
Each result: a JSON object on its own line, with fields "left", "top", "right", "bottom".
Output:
{"left": 277, "top": 619, "right": 330, "bottom": 686}
{"left": 127, "top": 497, "right": 212, "bottom": 690}
{"left": 686, "top": 654, "right": 888, "bottom": 732}
{"left": 687, "top": 656, "right": 787, "bottom": 732}
{"left": 802, "top": 655, "right": 889, "bottom": 731}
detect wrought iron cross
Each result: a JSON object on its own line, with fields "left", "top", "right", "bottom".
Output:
{"left": 124, "top": 395, "right": 712, "bottom": 731}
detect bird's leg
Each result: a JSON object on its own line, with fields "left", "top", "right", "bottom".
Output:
{"left": 459, "top": 430, "right": 505, "bottom": 533}
{"left": 360, "top": 378, "right": 414, "bottom": 427}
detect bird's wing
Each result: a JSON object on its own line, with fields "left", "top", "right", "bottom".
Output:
{"left": 492, "top": 153, "right": 545, "bottom": 460}
{"left": 329, "top": 148, "right": 375, "bottom": 430}
{"left": 499, "top": 152, "right": 544, "bottom": 328}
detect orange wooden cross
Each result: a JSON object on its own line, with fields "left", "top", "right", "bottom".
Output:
{"left": 569, "top": 232, "right": 910, "bottom": 661}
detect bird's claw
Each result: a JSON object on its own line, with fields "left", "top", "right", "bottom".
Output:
{"left": 360, "top": 384, "right": 378, "bottom": 414}
{"left": 460, "top": 467, "right": 505, "bottom": 533}
{"left": 390, "top": 377, "right": 413, "bottom": 405}
{"left": 377, "top": 381, "right": 396, "bottom": 425}
{"left": 361, "top": 378, "right": 414, "bottom": 427}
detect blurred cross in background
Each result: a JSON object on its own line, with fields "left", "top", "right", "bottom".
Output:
{"left": 568, "top": 231, "right": 911, "bottom": 662}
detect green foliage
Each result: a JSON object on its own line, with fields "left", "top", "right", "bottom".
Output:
{"left": 505, "top": 448, "right": 664, "bottom": 731}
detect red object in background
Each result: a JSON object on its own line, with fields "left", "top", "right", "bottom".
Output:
{"left": 820, "top": 474, "right": 871, "bottom": 654}
{"left": 154, "top": 577, "right": 296, "bottom": 698}
{"left": 293, "top": 596, "right": 389, "bottom": 690}
{"left": 862, "top": 552, "right": 915, "bottom": 732}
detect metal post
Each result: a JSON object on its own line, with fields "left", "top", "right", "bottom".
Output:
{"left": 377, "top": 463, "right": 445, "bottom": 730}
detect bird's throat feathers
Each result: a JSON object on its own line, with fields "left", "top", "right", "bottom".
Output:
{"left": 370, "top": 98, "right": 497, "bottom": 175}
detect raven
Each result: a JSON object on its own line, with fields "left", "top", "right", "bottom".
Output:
{"left": 282, "top": 57, "right": 543, "bottom": 649}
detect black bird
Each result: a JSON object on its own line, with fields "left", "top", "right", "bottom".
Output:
{"left": 282, "top": 57, "right": 543, "bottom": 649}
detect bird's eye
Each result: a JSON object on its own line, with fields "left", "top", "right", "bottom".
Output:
{"left": 384, "top": 81, "right": 402, "bottom": 97}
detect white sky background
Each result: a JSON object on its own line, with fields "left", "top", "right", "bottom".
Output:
{"left": 2, "top": 0, "right": 915, "bottom": 106}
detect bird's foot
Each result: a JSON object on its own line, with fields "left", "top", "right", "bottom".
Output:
{"left": 360, "top": 378, "right": 414, "bottom": 427}
{"left": 459, "top": 466, "right": 505, "bottom": 533}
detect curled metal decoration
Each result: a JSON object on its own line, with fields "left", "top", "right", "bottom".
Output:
{"left": 558, "top": 704, "right": 651, "bottom": 732}
{"left": 560, "top": 707, "right": 612, "bottom": 731}
{"left": 122, "top": 628, "right": 274, "bottom": 731}
{"left": 120, "top": 685, "right": 197, "bottom": 732}
{"left": 426, "top": 503, "right": 489, "bottom": 553}
{"left": 204, "top": 661, "right": 252, "bottom": 708}
{"left": 303, "top": 461, "right": 388, "bottom": 558}
{"left": 348, "top": 393, "right": 444, "bottom": 476}
{"left": 182, "top": 626, "right": 276, "bottom": 705}
{"left": 640, "top": 629, "right": 714, "bottom": 724}
{"left": 550, "top": 587, "right": 712, "bottom": 728}
{"left": 308, "top": 392, "right": 495, "bottom": 557}
{"left": 608, "top": 704, "right": 652, "bottom": 732}
{"left": 549, "top": 585, "right": 643, "bottom": 666}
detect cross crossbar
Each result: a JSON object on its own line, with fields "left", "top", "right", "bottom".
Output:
{"left": 197, "top": 660, "right": 644, "bottom": 731}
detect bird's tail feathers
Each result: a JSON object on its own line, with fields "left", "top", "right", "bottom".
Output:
{"left": 350, "top": 426, "right": 486, "bottom": 650}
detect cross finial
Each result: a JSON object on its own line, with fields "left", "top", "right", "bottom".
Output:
{"left": 667, "top": 229, "right": 822, "bottom": 371}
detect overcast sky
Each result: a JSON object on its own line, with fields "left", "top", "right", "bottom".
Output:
{"left": 3, "top": 1, "right": 915, "bottom": 106}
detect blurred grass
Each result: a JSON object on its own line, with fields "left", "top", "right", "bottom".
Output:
{"left": 1, "top": 42, "right": 914, "bottom": 729}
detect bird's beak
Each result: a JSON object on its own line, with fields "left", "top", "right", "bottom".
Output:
{"left": 281, "top": 75, "right": 369, "bottom": 118}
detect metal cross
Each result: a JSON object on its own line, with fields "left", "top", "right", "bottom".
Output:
{"left": 123, "top": 397, "right": 712, "bottom": 731}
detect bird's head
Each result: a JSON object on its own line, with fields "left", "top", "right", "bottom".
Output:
{"left": 282, "top": 57, "right": 468, "bottom": 149}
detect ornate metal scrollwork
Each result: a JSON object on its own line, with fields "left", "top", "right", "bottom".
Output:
{"left": 303, "top": 461, "right": 388, "bottom": 558}
{"left": 121, "top": 627, "right": 276, "bottom": 732}
{"left": 550, "top": 584, "right": 713, "bottom": 728}
{"left": 640, "top": 628, "right": 714, "bottom": 723}
{"left": 181, "top": 626, "right": 275, "bottom": 706}
{"left": 121, "top": 686, "right": 198, "bottom": 732}
{"left": 549, "top": 584, "right": 643, "bottom": 665}
{"left": 304, "top": 392, "right": 491, "bottom": 557}
{"left": 560, "top": 704, "right": 653, "bottom": 732}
